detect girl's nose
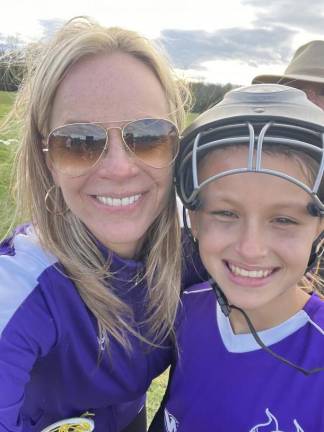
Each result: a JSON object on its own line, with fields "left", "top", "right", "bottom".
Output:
{"left": 235, "top": 222, "right": 268, "bottom": 260}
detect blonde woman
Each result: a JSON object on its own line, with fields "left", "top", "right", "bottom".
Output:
{"left": 0, "top": 17, "right": 204, "bottom": 432}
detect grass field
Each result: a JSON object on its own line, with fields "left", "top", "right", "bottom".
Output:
{"left": 0, "top": 145, "right": 15, "bottom": 237}
{"left": 147, "top": 369, "right": 169, "bottom": 423}
{"left": 0, "top": 91, "right": 198, "bottom": 424}
{"left": 0, "top": 91, "right": 17, "bottom": 237}
{"left": 0, "top": 90, "right": 15, "bottom": 117}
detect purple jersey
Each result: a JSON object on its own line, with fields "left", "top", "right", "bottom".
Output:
{"left": 161, "top": 281, "right": 324, "bottom": 432}
{"left": 0, "top": 225, "right": 205, "bottom": 432}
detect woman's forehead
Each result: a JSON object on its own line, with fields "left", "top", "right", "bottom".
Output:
{"left": 50, "top": 51, "right": 169, "bottom": 127}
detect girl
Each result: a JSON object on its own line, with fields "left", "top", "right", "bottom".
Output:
{"left": 0, "top": 17, "right": 204, "bottom": 432}
{"left": 151, "top": 84, "right": 324, "bottom": 431}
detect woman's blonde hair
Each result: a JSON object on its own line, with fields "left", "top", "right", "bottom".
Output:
{"left": 8, "top": 16, "right": 191, "bottom": 350}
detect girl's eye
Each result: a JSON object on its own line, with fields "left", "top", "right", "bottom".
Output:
{"left": 210, "top": 210, "right": 238, "bottom": 220}
{"left": 272, "top": 217, "right": 298, "bottom": 225}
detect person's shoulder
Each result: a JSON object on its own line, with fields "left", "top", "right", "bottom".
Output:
{"left": 0, "top": 224, "right": 58, "bottom": 278}
{"left": 0, "top": 224, "right": 58, "bottom": 333}
{"left": 175, "top": 281, "right": 214, "bottom": 334}
{"left": 182, "top": 280, "right": 213, "bottom": 296}
{"left": 304, "top": 293, "right": 324, "bottom": 331}
{"left": 181, "top": 281, "right": 213, "bottom": 308}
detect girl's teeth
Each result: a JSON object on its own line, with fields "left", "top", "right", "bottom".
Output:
{"left": 97, "top": 194, "right": 141, "bottom": 207}
{"left": 229, "top": 264, "right": 272, "bottom": 278}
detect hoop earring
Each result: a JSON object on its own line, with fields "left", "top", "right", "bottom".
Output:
{"left": 45, "top": 184, "right": 69, "bottom": 216}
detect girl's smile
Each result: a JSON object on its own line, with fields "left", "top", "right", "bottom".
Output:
{"left": 224, "top": 260, "right": 279, "bottom": 287}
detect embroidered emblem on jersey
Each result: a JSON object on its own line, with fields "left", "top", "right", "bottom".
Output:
{"left": 249, "top": 408, "right": 304, "bottom": 432}
{"left": 164, "top": 408, "right": 179, "bottom": 432}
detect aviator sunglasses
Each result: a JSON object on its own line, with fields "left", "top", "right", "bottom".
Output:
{"left": 43, "top": 118, "right": 180, "bottom": 176}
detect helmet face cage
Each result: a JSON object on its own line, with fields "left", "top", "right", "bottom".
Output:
{"left": 178, "top": 120, "right": 324, "bottom": 211}
{"left": 176, "top": 85, "right": 324, "bottom": 213}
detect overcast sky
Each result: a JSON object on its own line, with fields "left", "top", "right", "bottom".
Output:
{"left": 1, "top": 0, "right": 324, "bottom": 85}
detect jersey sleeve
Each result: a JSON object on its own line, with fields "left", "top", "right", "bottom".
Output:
{"left": 0, "top": 286, "right": 57, "bottom": 431}
{"left": 0, "top": 228, "right": 58, "bottom": 432}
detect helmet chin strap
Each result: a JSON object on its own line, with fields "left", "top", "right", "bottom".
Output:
{"left": 209, "top": 277, "right": 324, "bottom": 376}
{"left": 182, "top": 206, "right": 196, "bottom": 246}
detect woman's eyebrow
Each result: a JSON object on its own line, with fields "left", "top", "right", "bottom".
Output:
{"left": 54, "top": 119, "right": 92, "bottom": 124}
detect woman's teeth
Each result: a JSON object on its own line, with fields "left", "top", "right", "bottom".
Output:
{"left": 96, "top": 194, "right": 141, "bottom": 207}
{"left": 228, "top": 263, "right": 273, "bottom": 278}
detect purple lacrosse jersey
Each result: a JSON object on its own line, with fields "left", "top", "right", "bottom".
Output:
{"left": 0, "top": 225, "right": 205, "bottom": 432}
{"left": 162, "top": 281, "right": 324, "bottom": 432}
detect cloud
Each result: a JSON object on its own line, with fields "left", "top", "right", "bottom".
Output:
{"left": 157, "top": 1, "right": 324, "bottom": 74}
{"left": 243, "top": 0, "right": 324, "bottom": 34}
{"left": 38, "top": 18, "right": 66, "bottom": 40}
{"left": 157, "top": 26, "right": 295, "bottom": 70}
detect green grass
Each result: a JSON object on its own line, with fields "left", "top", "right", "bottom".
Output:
{"left": 186, "top": 112, "right": 199, "bottom": 126}
{"left": 0, "top": 90, "right": 19, "bottom": 141}
{"left": 0, "top": 142, "right": 16, "bottom": 238}
{"left": 147, "top": 369, "right": 169, "bottom": 424}
{"left": 0, "top": 90, "right": 15, "bottom": 119}
{"left": 0, "top": 91, "right": 17, "bottom": 237}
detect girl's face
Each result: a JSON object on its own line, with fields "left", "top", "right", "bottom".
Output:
{"left": 190, "top": 147, "right": 324, "bottom": 329}
{"left": 48, "top": 51, "right": 174, "bottom": 259}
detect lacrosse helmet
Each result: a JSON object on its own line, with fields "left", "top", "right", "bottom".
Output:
{"left": 176, "top": 84, "right": 324, "bottom": 214}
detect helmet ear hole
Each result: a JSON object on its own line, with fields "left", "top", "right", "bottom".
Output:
{"left": 307, "top": 203, "right": 322, "bottom": 217}
{"left": 190, "top": 196, "right": 202, "bottom": 211}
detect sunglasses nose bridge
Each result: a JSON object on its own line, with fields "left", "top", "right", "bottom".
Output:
{"left": 105, "top": 125, "right": 132, "bottom": 154}
{"left": 101, "top": 125, "right": 136, "bottom": 166}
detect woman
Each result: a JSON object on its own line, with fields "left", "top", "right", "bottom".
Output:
{"left": 0, "top": 17, "right": 204, "bottom": 432}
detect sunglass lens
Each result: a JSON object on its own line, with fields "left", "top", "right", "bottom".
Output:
{"left": 123, "top": 119, "right": 179, "bottom": 168}
{"left": 48, "top": 124, "right": 106, "bottom": 176}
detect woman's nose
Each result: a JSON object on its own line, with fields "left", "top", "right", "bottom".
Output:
{"left": 96, "top": 128, "right": 140, "bottom": 179}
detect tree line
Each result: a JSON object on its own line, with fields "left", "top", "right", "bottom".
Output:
{"left": 189, "top": 81, "right": 237, "bottom": 113}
